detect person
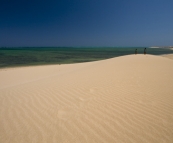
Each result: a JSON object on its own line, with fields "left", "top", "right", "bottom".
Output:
{"left": 144, "top": 48, "right": 146, "bottom": 55}
{"left": 135, "top": 49, "right": 137, "bottom": 55}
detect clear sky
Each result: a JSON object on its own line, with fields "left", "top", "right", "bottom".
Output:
{"left": 0, "top": 0, "right": 173, "bottom": 47}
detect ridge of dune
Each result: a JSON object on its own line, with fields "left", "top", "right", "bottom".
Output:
{"left": 0, "top": 54, "right": 173, "bottom": 143}
{"left": 161, "top": 54, "right": 173, "bottom": 60}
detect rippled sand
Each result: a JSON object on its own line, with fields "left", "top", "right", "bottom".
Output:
{"left": 0, "top": 54, "right": 173, "bottom": 143}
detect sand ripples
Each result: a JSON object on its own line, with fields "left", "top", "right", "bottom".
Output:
{"left": 0, "top": 55, "right": 173, "bottom": 143}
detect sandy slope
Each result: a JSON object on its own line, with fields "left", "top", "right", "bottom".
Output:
{"left": 0, "top": 54, "right": 173, "bottom": 143}
{"left": 161, "top": 54, "right": 173, "bottom": 60}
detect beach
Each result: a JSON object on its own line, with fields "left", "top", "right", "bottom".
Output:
{"left": 161, "top": 54, "right": 173, "bottom": 60}
{"left": 0, "top": 54, "right": 173, "bottom": 143}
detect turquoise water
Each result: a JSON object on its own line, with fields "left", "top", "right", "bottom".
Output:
{"left": 0, "top": 47, "right": 173, "bottom": 68}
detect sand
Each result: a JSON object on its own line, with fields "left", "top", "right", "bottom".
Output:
{"left": 161, "top": 54, "right": 173, "bottom": 60}
{"left": 0, "top": 54, "right": 173, "bottom": 143}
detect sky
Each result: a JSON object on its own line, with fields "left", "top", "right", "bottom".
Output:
{"left": 0, "top": 0, "right": 173, "bottom": 47}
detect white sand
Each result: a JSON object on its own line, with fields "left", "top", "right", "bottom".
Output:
{"left": 0, "top": 54, "right": 173, "bottom": 143}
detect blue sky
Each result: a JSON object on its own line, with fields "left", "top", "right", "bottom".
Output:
{"left": 0, "top": 0, "right": 173, "bottom": 47}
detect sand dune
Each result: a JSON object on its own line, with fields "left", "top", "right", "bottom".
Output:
{"left": 0, "top": 54, "right": 173, "bottom": 143}
{"left": 161, "top": 54, "right": 173, "bottom": 60}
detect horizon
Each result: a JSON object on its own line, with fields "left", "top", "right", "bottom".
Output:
{"left": 1, "top": 0, "right": 173, "bottom": 47}
{"left": 0, "top": 46, "right": 157, "bottom": 48}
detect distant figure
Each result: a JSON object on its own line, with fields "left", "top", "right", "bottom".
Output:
{"left": 135, "top": 49, "right": 137, "bottom": 55}
{"left": 144, "top": 48, "right": 147, "bottom": 55}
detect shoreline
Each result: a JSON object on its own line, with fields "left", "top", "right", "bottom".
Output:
{"left": 0, "top": 53, "right": 173, "bottom": 70}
